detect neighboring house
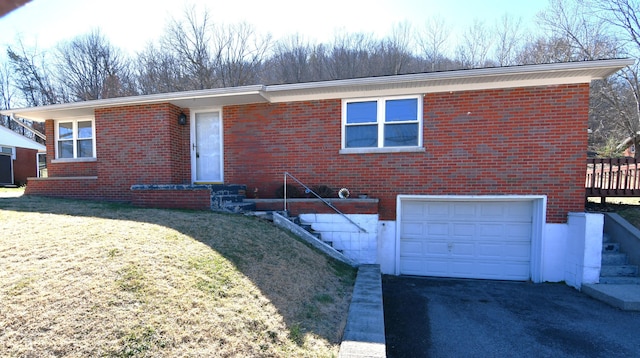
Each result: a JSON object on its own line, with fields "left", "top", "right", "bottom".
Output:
{"left": 1, "top": 59, "right": 634, "bottom": 289}
{"left": 0, "top": 124, "right": 45, "bottom": 186}
{"left": 616, "top": 133, "right": 639, "bottom": 158}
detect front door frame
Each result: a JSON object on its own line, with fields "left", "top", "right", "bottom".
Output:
{"left": 190, "top": 108, "right": 224, "bottom": 184}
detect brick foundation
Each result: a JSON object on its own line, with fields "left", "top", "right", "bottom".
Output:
{"left": 249, "top": 198, "right": 379, "bottom": 216}
{"left": 131, "top": 185, "right": 211, "bottom": 210}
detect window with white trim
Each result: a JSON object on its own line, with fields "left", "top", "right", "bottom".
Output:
{"left": 343, "top": 96, "right": 422, "bottom": 150}
{"left": 56, "top": 119, "right": 95, "bottom": 159}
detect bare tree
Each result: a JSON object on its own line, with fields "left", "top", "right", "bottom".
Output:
{"left": 0, "top": 62, "right": 13, "bottom": 111}
{"left": 324, "top": 31, "right": 377, "bottom": 79}
{"left": 135, "top": 43, "right": 190, "bottom": 94}
{"left": 516, "top": 36, "right": 576, "bottom": 64}
{"left": 57, "top": 29, "right": 135, "bottom": 101}
{"left": 211, "top": 22, "right": 272, "bottom": 87}
{"left": 494, "top": 14, "right": 524, "bottom": 66}
{"left": 267, "top": 34, "right": 314, "bottom": 84}
{"left": 417, "top": 16, "right": 452, "bottom": 71}
{"left": 455, "top": 19, "right": 495, "bottom": 68}
{"left": 162, "top": 7, "right": 216, "bottom": 90}
{"left": 537, "top": 0, "right": 619, "bottom": 60}
{"left": 587, "top": 0, "right": 640, "bottom": 156}
{"left": 7, "top": 40, "right": 59, "bottom": 106}
{"left": 374, "top": 22, "right": 416, "bottom": 75}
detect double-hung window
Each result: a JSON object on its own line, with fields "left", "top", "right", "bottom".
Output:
{"left": 56, "top": 119, "right": 95, "bottom": 159}
{"left": 343, "top": 96, "right": 422, "bottom": 151}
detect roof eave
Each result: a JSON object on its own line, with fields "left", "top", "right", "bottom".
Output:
{"left": 2, "top": 59, "right": 634, "bottom": 121}
{"left": 1, "top": 85, "right": 268, "bottom": 122}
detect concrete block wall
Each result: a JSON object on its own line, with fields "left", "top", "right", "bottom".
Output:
{"left": 564, "top": 212, "right": 604, "bottom": 289}
{"left": 299, "top": 213, "right": 379, "bottom": 264}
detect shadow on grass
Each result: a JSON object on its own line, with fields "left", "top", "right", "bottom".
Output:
{"left": 0, "top": 195, "right": 356, "bottom": 351}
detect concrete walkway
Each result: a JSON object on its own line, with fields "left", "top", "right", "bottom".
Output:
{"left": 339, "top": 264, "right": 386, "bottom": 358}
{"left": 582, "top": 283, "right": 640, "bottom": 311}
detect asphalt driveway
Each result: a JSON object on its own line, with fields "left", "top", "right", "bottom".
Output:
{"left": 383, "top": 275, "right": 640, "bottom": 358}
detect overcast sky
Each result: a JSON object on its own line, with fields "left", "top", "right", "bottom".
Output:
{"left": 0, "top": 0, "right": 549, "bottom": 55}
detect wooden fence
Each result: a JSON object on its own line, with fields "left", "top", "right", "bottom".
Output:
{"left": 586, "top": 157, "right": 640, "bottom": 197}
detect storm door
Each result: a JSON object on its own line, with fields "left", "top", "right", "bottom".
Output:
{"left": 192, "top": 111, "right": 223, "bottom": 183}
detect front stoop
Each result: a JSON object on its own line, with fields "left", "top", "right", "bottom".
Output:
{"left": 581, "top": 284, "right": 640, "bottom": 311}
{"left": 339, "top": 264, "right": 386, "bottom": 358}
{"left": 582, "top": 233, "right": 640, "bottom": 311}
{"left": 208, "top": 184, "right": 256, "bottom": 212}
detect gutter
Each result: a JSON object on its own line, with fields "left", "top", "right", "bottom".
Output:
{"left": 10, "top": 115, "right": 46, "bottom": 140}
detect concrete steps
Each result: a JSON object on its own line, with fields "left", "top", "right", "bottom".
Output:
{"left": 208, "top": 184, "right": 257, "bottom": 212}
{"left": 582, "top": 284, "right": 640, "bottom": 311}
{"left": 600, "top": 264, "right": 639, "bottom": 277}
{"left": 582, "top": 232, "right": 640, "bottom": 311}
{"left": 295, "top": 217, "right": 344, "bottom": 254}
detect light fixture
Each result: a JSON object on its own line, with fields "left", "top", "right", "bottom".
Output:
{"left": 178, "top": 112, "right": 187, "bottom": 125}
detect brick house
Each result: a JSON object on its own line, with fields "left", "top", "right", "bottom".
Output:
{"left": 0, "top": 124, "right": 45, "bottom": 186}
{"left": 2, "top": 59, "right": 633, "bottom": 287}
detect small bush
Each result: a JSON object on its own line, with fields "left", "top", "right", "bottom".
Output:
{"left": 311, "top": 185, "right": 334, "bottom": 198}
{"left": 275, "top": 184, "right": 301, "bottom": 198}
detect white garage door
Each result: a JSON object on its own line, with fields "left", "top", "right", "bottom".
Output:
{"left": 399, "top": 200, "right": 533, "bottom": 281}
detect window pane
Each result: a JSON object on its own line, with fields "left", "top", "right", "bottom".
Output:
{"left": 78, "top": 121, "right": 93, "bottom": 139}
{"left": 77, "top": 139, "right": 93, "bottom": 158}
{"left": 384, "top": 123, "right": 418, "bottom": 147}
{"left": 346, "top": 125, "right": 378, "bottom": 148}
{"left": 58, "top": 140, "right": 73, "bottom": 158}
{"left": 59, "top": 122, "right": 73, "bottom": 139}
{"left": 347, "top": 101, "right": 377, "bottom": 124}
{"left": 386, "top": 98, "right": 417, "bottom": 122}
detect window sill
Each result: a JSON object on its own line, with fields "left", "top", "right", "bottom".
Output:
{"left": 339, "top": 147, "right": 425, "bottom": 155}
{"left": 51, "top": 157, "right": 97, "bottom": 164}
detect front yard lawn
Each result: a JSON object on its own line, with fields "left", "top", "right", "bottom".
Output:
{"left": 0, "top": 194, "right": 355, "bottom": 357}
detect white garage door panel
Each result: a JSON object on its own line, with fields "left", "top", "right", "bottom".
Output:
{"left": 400, "top": 241, "right": 423, "bottom": 256}
{"left": 399, "top": 200, "right": 533, "bottom": 281}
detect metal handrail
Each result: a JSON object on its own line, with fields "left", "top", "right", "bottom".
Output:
{"left": 284, "top": 172, "right": 367, "bottom": 233}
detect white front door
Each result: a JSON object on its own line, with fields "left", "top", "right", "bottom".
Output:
{"left": 192, "top": 111, "right": 223, "bottom": 183}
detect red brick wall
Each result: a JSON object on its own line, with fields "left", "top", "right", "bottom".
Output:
{"left": 25, "top": 177, "right": 100, "bottom": 200}
{"left": 131, "top": 189, "right": 210, "bottom": 210}
{"left": 252, "top": 199, "right": 379, "bottom": 216}
{"left": 94, "top": 103, "right": 190, "bottom": 201}
{"left": 13, "top": 147, "right": 38, "bottom": 185}
{"left": 224, "top": 84, "right": 590, "bottom": 223}
{"left": 34, "top": 104, "right": 190, "bottom": 201}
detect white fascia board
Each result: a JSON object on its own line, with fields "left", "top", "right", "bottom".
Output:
{"left": 265, "top": 59, "right": 634, "bottom": 102}
{"left": 267, "top": 59, "right": 635, "bottom": 92}
{"left": 2, "top": 85, "right": 268, "bottom": 121}
{"left": 265, "top": 76, "right": 597, "bottom": 103}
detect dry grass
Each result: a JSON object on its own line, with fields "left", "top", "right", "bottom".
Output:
{"left": 587, "top": 196, "right": 640, "bottom": 230}
{"left": 0, "top": 194, "right": 356, "bottom": 357}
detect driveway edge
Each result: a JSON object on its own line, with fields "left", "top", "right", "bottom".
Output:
{"left": 339, "top": 264, "right": 386, "bottom": 358}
